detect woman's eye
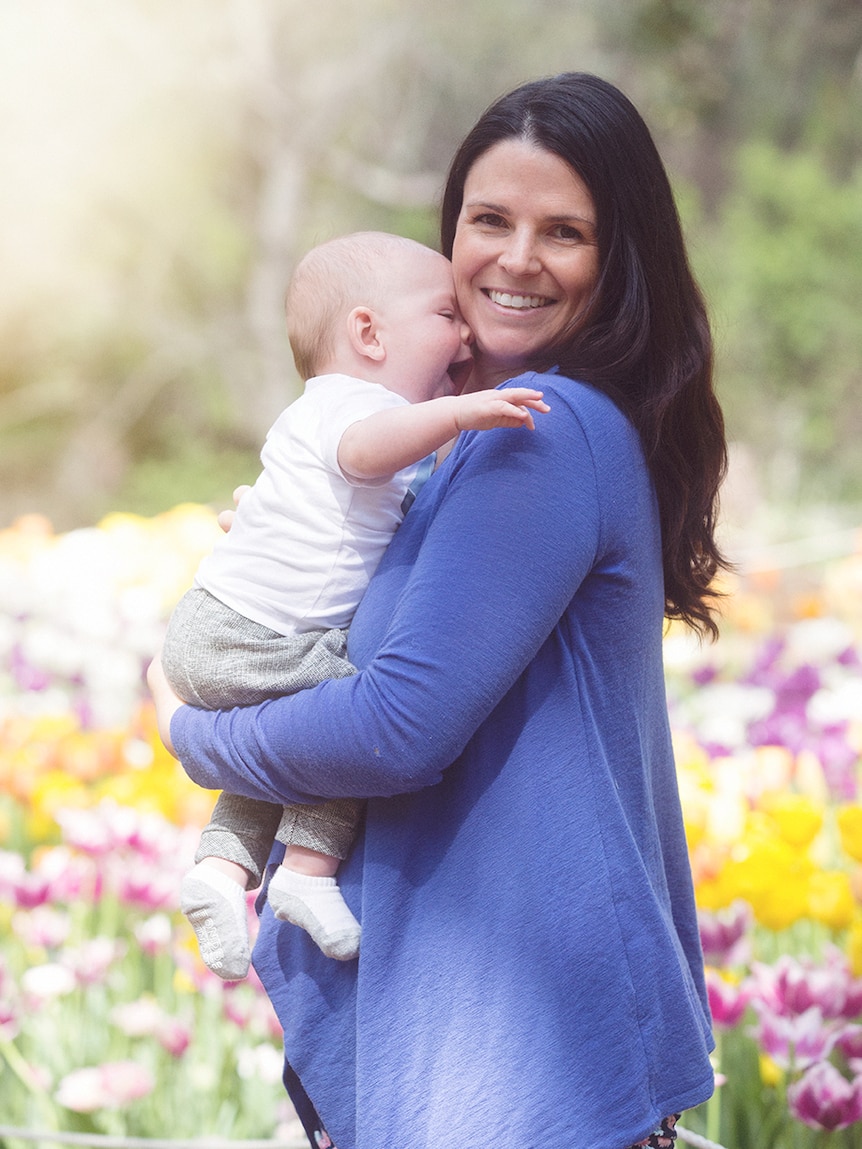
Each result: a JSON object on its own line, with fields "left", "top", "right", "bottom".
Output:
{"left": 473, "top": 212, "right": 507, "bottom": 229}
{"left": 553, "top": 224, "right": 584, "bottom": 241}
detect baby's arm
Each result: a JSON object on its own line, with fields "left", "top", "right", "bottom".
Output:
{"left": 338, "top": 387, "right": 550, "bottom": 481}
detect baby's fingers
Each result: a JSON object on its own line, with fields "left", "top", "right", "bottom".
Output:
{"left": 496, "top": 388, "right": 551, "bottom": 414}
{"left": 497, "top": 402, "right": 536, "bottom": 430}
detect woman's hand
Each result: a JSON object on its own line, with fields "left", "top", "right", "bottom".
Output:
{"left": 146, "top": 652, "right": 184, "bottom": 758}
{"left": 216, "top": 485, "right": 251, "bottom": 533}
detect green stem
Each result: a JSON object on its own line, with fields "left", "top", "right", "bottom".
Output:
{"left": 0, "top": 1036, "right": 58, "bottom": 1128}
{"left": 705, "top": 1029, "right": 722, "bottom": 1146}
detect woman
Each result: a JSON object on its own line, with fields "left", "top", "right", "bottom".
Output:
{"left": 149, "top": 73, "right": 728, "bottom": 1149}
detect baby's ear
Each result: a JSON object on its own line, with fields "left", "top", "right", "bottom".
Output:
{"left": 347, "top": 306, "right": 386, "bottom": 362}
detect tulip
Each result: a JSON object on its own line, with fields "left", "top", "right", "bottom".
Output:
{"left": 237, "top": 1041, "right": 284, "bottom": 1083}
{"left": 750, "top": 954, "right": 852, "bottom": 1019}
{"left": 0, "top": 850, "right": 27, "bottom": 898}
{"left": 55, "top": 1059, "right": 155, "bottom": 1112}
{"left": 835, "top": 1024, "right": 862, "bottom": 1064}
{"left": 751, "top": 1004, "right": 839, "bottom": 1070}
{"left": 111, "top": 996, "right": 167, "bottom": 1037}
{"left": 698, "top": 901, "right": 752, "bottom": 967}
{"left": 62, "top": 937, "right": 126, "bottom": 987}
{"left": 705, "top": 969, "right": 750, "bottom": 1028}
{"left": 11, "top": 906, "right": 71, "bottom": 950}
{"left": 787, "top": 1061, "right": 862, "bottom": 1131}
{"left": 20, "top": 962, "right": 77, "bottom": 1002}
{"left": 808, "top": 869, "right": 856, "bottom": 931}
{"left": 838, "top": 805, "right": 862, "bottom": 864}
{"left": 134, "top": 912, "right": 174, "bottom": 956}
{"left": 155, "top": 1016, "right": 192, "bottom": 1058}
{"left": 10, "top": 869, "right": 53, "bottom": 910}
{"left": 0, "top": 996, "right": 20, "bottom": 1041}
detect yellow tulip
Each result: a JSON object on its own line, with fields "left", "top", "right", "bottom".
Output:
{"left": 727, "top": 838, "right": 814, "bottom": 931}
{"left": 758, "top": 1054, "right": 783, "bottom": 1089}
{"left": 849, "top": 918, "right": 862, "bottom": 978}
{"left": 837, "top": 805, "right": 862, "bottom": 863}
{"left": 760, "top": 792, "right": 823, "bottom": 849}
{"left": 808, "top": 870, "right": 856, "bottom": 931}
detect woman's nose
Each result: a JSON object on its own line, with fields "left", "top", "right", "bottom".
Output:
{"left": 498, "top": 231, "right": 541, "bottom": 276}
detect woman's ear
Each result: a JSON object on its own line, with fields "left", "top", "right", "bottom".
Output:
{"left": 347, "top": 306, "right": 386, "bottom": 362}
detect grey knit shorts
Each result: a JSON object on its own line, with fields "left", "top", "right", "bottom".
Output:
{"left": 162, "top": 587, "right": 363, "bottom": 881}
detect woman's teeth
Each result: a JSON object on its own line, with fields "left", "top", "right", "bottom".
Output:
{"left": 488, "top": 290, "right": 548, "bottom": 310}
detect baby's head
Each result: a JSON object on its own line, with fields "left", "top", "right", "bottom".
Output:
{"left": 287, "top": 232, "right": 472, "bottom": 402}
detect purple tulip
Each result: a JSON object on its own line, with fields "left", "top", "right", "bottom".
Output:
{"left": 698, "top": 902, "right": 752, "bottom": 967}
{"left": 835, "top": 1025, "right": 862, "bottom": 1066}
{"left": 813, "top": 724, "right": 859, "bottom": 801}
{"left": 787, "top": 1061, "right": 862, "bottom": 1131}
{"left": 742, "top": 636, "right": 785, "bottom": 686}
{"left": 750, "top": 954, "right": 853, "bottom": 1020}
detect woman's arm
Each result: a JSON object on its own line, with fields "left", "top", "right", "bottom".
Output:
{"left": 170, "top": 389, "right": 604, "bottom": 805}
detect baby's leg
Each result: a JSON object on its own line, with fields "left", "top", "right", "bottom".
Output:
{"left": 181, "top": 795, "right": 283, "bottom": 980}
{"left": 267, "top": 799, "right": 364, "bottom": 961}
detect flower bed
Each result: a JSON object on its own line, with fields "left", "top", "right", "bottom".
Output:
{"left": 1, "top": 508, "right": 861, "bottom": 1146}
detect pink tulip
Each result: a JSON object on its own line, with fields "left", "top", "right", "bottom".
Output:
{"left": 822, "top": 947, "right": 862, "bottom": 1020}
{"left": 835, "top": 1024, "right": 862, "bottom": 1064}
{"left": 0, "top": 996, "right": 20, "bottom": 1041}
{"left": 221, "top": 987, "right": 282, "bottom": 1039}
{"left": 705, "top": 969, "right": 750, "bottom": 1028}
{"left": 54, "top": 806, "right": 115, "bottom": 856}
{"left": 787, "top": 1061, "right": 862, "bottom": 1131}
{"left": 111, "top": 996, "right": 167, "bottom": 1037}
{"left": 31, "top": 846, "right": 103, "bottom": 905}
{"left": 117, "top": 867, "right": 176, "bottom": 911}
{"left": 10, "top": 870, "right": 52, "bottom": 909}
{"left": 133, "top": 913, "right": 173, "bottom": 956}
{"left": 62, "top": 937, "right": 126, "bottom": 986}
{"left": 11, "top": 906, "right": 71, "bottom": 949}
{"left": 156, "top": 1016, "right": 192, "bottom": 1058}
{"left": 55, "top": 1059, "right": 155, "bottom": 1112}
{"left": 698, "top": 902, "right": 752, "bottom": 967}
{"left": 751, "top": 1004, "right": 839, "bottom": 1070}
{"left": 21, "top": 962, "right": 77, "bottom": 1003}
{"left": 750, "top": 954, "right": 851, "bottom": 1019}
{"left": 0, "top": 850, "right": 26, "bottom": 899}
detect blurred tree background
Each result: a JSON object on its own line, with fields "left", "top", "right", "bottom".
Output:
{"left": 1, "top": 0, "right": 860, "bottom": 535}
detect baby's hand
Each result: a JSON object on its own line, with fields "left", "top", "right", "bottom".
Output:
{"left": 217, "top": 485, "right": 252, "bottom": 533}
{"left": 454, "top": 388, "right": 550, "bottom": 433}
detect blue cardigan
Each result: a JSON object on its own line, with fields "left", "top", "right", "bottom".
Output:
{"left": 172, "top": 372, "right": 715, "bottom": 1149}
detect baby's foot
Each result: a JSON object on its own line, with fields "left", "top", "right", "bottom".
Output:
{"left": 180, "top": 862, "right": 250, "bottom": 980}
{"left": 267, "top": 868, "right": 361, "bottom": 961}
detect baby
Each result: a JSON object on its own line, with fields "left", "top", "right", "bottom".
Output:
{"left": 161, "top": 231, "right": 548, "bottom": 977}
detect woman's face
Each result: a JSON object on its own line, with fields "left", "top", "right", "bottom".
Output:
{"left": 451, "top": 138, "right": 600, "bottom": 388}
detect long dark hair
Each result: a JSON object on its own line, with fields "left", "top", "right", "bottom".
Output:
{"left": 441, "top": 72, "right": 729, "bottom": 639}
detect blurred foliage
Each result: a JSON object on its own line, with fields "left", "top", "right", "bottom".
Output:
{"left": 0, "top": 0, "right": 860, "bottom": 529}
{"left": 697, "top": 144, "right": 862, "bottom": 502}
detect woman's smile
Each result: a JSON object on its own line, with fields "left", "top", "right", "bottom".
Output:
{"left": 485, "top": 290, "right": 554, "bottom": 310}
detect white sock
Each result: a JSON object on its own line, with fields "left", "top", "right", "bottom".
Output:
{"left": 180, "top": 862, "right": 250, "bottom": 980}
{"left": 267, "top": 867, "right": 361, "bottom": 961}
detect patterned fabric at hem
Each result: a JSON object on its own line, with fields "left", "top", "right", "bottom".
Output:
{"left": 628, "top": 1112, "right": 681, "bottom": 1148}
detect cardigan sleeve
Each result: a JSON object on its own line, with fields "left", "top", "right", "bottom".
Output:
{"left": 171, "top": 389, "right": 608, "bottom": 804}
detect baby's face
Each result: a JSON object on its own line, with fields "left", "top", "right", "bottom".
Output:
{"left": 375, "top": 248, "right": 473, "bottom": 404}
